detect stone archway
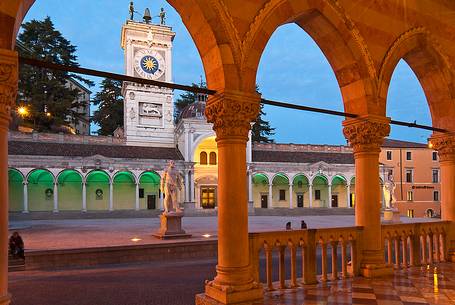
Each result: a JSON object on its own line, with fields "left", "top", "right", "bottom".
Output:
{"left": 57, "top": 169, "right": 83, "bottom": 211}
{"left": 112, "top": 171, "right": 136, "bottom": 210}
{"left": 8, "top": 168, "right": 24, "bottom": 212}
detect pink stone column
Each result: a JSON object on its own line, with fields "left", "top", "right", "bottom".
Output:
{"left": 343, "top": 115, "right": 393, "bottom": 277}
{"left": 430, "top": 133, "right": 455, "bottom": 261}
{"left": 0, "top": 48, "right": 18, "bottom": 305}
{"left": 198, "top": 91, "right": 262, "bottom": 304}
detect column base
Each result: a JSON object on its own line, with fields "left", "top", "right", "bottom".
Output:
{"left": 197, "top": 283, "right": 263, "bottom": 305}
{"left": 0, "top": 293, "right": 11, "bottom": 305}
{"left": 360, "top": 263, "right": 393, "bottom": 278}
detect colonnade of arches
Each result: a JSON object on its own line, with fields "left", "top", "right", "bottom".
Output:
{"left": 251, "top": 172, "right": 356, "bottom": 209}
{"left": 8, "top": 168, "right": 163, "bottom": 212}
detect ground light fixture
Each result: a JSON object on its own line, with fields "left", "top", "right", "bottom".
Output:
{"left": 202, "top": 234, "right": 211, "bottom": 238}
{"left": 130, "top": 237, "right": 142, "bottom": 242}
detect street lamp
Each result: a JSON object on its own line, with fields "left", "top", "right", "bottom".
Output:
{"left": 17, "top": 106, "right": 29, "bottom": 117}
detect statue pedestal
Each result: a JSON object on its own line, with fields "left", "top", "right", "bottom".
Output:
{"left": 383, "top": 208, "right": 401, "bottom": 223}
{"left": 153, "top": 212, "right": 192, "bottom": 239}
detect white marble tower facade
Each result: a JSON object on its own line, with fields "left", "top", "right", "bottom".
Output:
{"left": 121, "top": 20, "right": 175, "bottom": 147}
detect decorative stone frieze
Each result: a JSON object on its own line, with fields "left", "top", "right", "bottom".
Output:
{"left": 0, "top": 49, "right": 18, "bottom": 122}
{"left": 430, "top": 133, "right": 455, "bottom": 162}
{"left": 342, "top": 116, "right": 390, "bottom": 153}
{"left": 205, "top": 90, "right": 260, "bottom": 141}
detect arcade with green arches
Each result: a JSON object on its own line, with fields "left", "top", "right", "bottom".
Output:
{"left": 139, "top": 171, "right": 161, "bottom": 210}
{"left": 86, "top": 170, "right": 110, "bottom": 211}
{"left": 272, "top": 173, "right": 289, "bottom": 208}
{"left": 113, "top": 171, "right": 136, "bottom": 210}
{"left": 8, "top": 169, "right": 24, "bottom": 212}
{"left": 312, "top": 175, "right": 329, "bottom": 208}
{"left": 27, "top": 169, "right": 55, "bottom": 211}
{"left": 57, "top": 170, "right": 83, "bottom": 211}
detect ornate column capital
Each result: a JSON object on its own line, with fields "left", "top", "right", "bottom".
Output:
{"left": 0, "top": 49, "right": 18, "bottom": 123}
{"left": 342, "top": 115, "right": 390, "bottom": 153}
{"left": 205, "top": 90, "right": 260, "bottom": 141}
{"left": 429, "top": 133, "right": 455, "bottom": 162}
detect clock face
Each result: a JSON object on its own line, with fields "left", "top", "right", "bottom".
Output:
{"left": 134, "top": 49, "right": 165, "bottom": 80}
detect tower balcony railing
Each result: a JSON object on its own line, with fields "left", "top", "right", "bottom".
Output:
{"left": 248, "top": 221, "right": 449, "bottom": 291}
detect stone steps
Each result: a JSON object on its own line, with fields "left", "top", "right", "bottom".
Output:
{"left": 8, "top": 254, "right": 25, "bottom": 272}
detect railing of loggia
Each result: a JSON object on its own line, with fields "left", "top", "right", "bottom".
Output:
{"left": 249, "top": 227, "right": 363, "bottom": 290}
{"left": 382, "top": 221, "right": 450, "bottom": 268}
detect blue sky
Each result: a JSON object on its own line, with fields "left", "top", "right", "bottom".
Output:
{"left": 23, "top": 0, "right": 431, "bottom": 144}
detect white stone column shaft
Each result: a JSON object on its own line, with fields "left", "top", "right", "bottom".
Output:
{"left": 82, "top": 182, "right": 87, "bottom": 212}
{"left": 53, "top": 183, "right": 58, "bottom": 213}
{"left": 289, "top": 184, "right": 293, "bottom": 208}
{"left": 268, "top": 183, "right": 273, "bottom": 208}
{"left": 248, "top": 172, "right": 253, "bottom": 203}
{"left": 159, "top": 189, "right": 164, "bottom": 210}
{"left": 22, "top": 182, "right": 29, "bottom": 213}
{"left": 328, "top": 183, "right": 332, "bottom": 208}
{"left": 184, "top": 171, "right": 190, "bottom": 202}
{"left": 347, "top": 184, "right": 351, "bottom": 208}
{"left": 109, "top": 182, "right": 113, "bottom": 211}
{"left": 309, "top": 184, "right": 313, "bottom": 208}
{"left": 135, "top": 182, "right": 140, "bottom": 211}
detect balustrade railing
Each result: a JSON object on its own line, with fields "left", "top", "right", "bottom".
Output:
{"left": 249, "top": 221, "right": 450, "bottom": 291}
{"left": 382, "top": 221, "right": 449, "bottom": 268}
{"left": 249, "top": 227, "right": 362, "bottom": 290}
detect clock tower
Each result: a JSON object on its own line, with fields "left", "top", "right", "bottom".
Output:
{"left": 121, "top": 19, "right": 175, "bottom": 147}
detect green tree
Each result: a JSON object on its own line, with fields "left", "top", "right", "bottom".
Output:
{"left": 174, "top": 83, "right": 206, "bottom": 121}
{"left": 252, "top": 86, "right": 275, "bottom": 143}
{"left": 251, "top": 104, "right": 275, "bottom": 143}
{"left": 16, "top": 17, "right": 93, "bottom": 132}
{"left": 91, "top": 78, "right": 124, "bottom": 136}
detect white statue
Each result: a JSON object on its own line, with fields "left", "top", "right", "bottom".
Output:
{"left": 384, "top": 174, "right": 396, "bottom": 209}
{"left": 161, "top": 160, "right": 182, "bottom": 214}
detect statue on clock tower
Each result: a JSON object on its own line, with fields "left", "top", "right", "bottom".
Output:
{"left": 120, "top": 11, "right": 176, "bottom": 147}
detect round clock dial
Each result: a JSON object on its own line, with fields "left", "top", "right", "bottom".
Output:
{"left": 134, "top": 49, "right": 165, "bottom": 80}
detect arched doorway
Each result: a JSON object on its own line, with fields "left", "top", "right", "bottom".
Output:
{"left": 292, "top": 174, "right": 310, "bottom": 208}
{"left": 26, "top": 169, "right": 55, "bottom": 211}
{"left": 139, "top": 171, "right": 160, "bottom": 210}
{"left": 57, "top": 170, "right": 82, "bottom": 211}
{"left": 8, "top": 169, "right": 24, "bottom": 212}
{"left": 312, "top": 175, "right": 328, "bottom": 208}
{"left": 252, "top": 173, "right": 269, "bottom": 208}
{"left": 85, "top": 170, "right": 110, "bottom": 211}
{"left": 112, "top": 171, "right": 136, "bottom": 210}
{"left": 331, "top": 175, "right": 347, "bottom": 208}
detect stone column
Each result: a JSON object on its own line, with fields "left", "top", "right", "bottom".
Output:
{"left": 328, "top": 183, "right": 332, "bottom": 208}
{"left": 135, "top": 182, "right": 140, "bottom": 211}
{"left": 343, "top": 115, "right": 392, "bottom": 277}
{"left": 82, "top": 182, "right": 87, "bottom": 212}
{"left": 346, "top": 184, "right": 351, "bottom": 208}
{"left": 430, "top": 133, "right": 455, "bottom": 261}
{"left": 199, "top": 90, "right": 262, "bottom": 304}
{"left": 309, "top": 184, "right": 313, "bottom": 208}
{"left": 184, "top": 170, "right": 190, "bottom": 203}
{"left": 289, "top": 184, "right": 293, "bottom": 208}
{"left": 159, "top": 188, "right": 164, "bottom": 209}
{"left": 53, "top": 182, "right": 58, "bottom": 213}
{"left": 22, "top": 182, "right": 28, "bottom": 213}
{"left": 248, "top": 171, "right": 253, "bottom": 205}
{"left": 268, "top": 183, "right": 273, "bottom": 208}
{"left": 0, "top": 48, "right": 18, "bottom": 305}
{"left": 109, "top": 181, "right": 113, "bottom": 211}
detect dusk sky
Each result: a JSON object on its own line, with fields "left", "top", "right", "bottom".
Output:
{"left": 23, "top": 0, "right": 431, "bottom": 145}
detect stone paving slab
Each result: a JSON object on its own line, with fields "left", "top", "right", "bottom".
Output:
{"left": 8, "top": 215, "right": 438, "bottom": 251}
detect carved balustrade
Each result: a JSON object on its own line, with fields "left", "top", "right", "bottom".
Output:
{"left": 249, "top": 227, "right": 362, "bottom": 290}
{"left": 382, "top": 221, "right": 449, "bottom": 268}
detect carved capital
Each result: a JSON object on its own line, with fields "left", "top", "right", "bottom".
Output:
{"left": 342, "top": 116, "right": 390, "bottom": 153}
{"left": 0, "top": 49, "right": 18, "bottom": 122}
{"left": 429, "top": 133, "right": 455, "bottom": 162}
{"left": 205, "top": 90, "right": 260, "bottom": 141}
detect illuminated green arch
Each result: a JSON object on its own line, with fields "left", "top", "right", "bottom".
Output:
{"left": 252, "top": 173, "right": 269, "bottom": 185}
{"left": 86, "top": 170, "right": 110, "bottom": 211}
{"left": 272, "top": 173, "right": 289, "bottom": 185}
{"left": 57, "top": 170, "right": 82, "bottom": 211}
{"left": 27, "top": 169, "right": 55, "bottom": 211}
{"left": 8, "top": 169, "right": 24, "bottom": 212}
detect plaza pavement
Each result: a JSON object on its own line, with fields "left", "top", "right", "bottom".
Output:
{"left": 9, "top": 215, "right": 438, "bottom": 251}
